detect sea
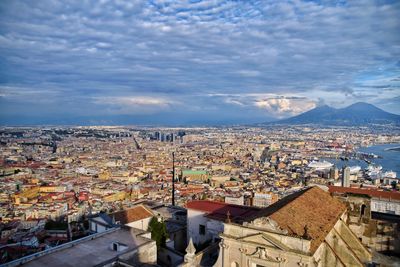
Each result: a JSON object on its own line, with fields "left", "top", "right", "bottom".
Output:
{"left": 323, "top": 143, "right": 400, "bottom": 175}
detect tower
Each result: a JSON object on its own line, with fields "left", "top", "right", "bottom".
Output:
{"left": 341, "top": 166, "right": 350, "bottom": 187}
{"left": 172, "top": 152, "right": 175, "bottom": 206}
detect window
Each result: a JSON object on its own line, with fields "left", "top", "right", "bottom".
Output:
{"left": 199, "top": 224, "right": 205, "bottom": 235}
{"left": 360, "top": 204, "right": 366, "bottom": 217}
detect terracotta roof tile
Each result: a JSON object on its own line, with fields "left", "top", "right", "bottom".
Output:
{"left": 328, "top": 186, "right": 400, "bottom": 201}
{"left": 250, "top": 187, "right": 346, "bottom": 253}
{"left": 187, "top": 200, "right": 260, "bottom": 223}
{"left": 111, "top": 205, "right": 153, "bottom": 225}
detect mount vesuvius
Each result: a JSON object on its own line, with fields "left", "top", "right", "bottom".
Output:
{"left": 268, "top": 102, "right": 400, "bottom": 126}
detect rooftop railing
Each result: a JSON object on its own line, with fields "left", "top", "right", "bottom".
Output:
{"left": 0, "top": 227, "right": 120, "bottom": 267}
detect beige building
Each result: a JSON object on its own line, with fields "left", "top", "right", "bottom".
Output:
{"left": 253, "top": 192, "right": 278, "bottom": 208}
{"left": 329, "top": 186, "right": 400, "bottom": 257}
{"left": 211, "top": 187, "right": 372, "bottom": 267}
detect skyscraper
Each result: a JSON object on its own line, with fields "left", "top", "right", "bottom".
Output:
{"left": 342, "top": 166, "right": 350, "bottom": 187}
{"left": 154, "top": 131, "right": 160, "bottom": 141}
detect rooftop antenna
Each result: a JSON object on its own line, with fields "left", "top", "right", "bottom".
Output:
{"left": 172, "top": 151, "right": 175, "bottom": 206}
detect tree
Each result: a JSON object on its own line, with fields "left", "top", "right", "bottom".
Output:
{"left": 148, "top": 217, "right": 167, "bottom": 248}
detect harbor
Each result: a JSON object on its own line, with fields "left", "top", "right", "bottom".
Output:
{"left": 319, "top": 143, "right": 400, "bottom": 179}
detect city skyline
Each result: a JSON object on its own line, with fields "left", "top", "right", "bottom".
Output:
{"left": 1, "top": 0, "right": 400, "bottom": 125}
{"left": 1, "top": 125, "right": 399, "bottom": 266}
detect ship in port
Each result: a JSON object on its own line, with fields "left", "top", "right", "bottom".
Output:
{"left": 308, "top": 160, "right": 334, "bottom": 170}
{"left": 383, "top": 171, "right": 397, "bottom": 179}
{"left": 349, "top": 166, "right": 361, "bottom": 174}
{"left": 367, "top": 165, "right": 383, "bottom": 178}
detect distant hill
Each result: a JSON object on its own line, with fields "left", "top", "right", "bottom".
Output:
{"left": 268, "top": 102, "right": 400, "bottom": 126}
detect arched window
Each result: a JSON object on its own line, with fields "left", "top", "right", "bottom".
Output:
{"left": 231, "top": 261, "right": 239, "bottom": 267}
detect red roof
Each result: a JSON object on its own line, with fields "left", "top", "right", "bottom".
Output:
{"left": 186, "top": 200, "right": 260, "bottom": 223}
{"left": 111, "top": 205, "right": 154, "bottom": 224}
{"left": 256, "top": 187, "right": 346, "bottom": 253}
{"left": 328, "top": 186, "right": 400, "bottom": 201}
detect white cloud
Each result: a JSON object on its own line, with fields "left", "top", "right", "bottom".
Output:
{"left": 254, "top": 97, "right": 317, "bottom": 118}
{"left": 207, "top": 93, "right": 317, "bottom": 117}
{"left": 0, "top": 0, "right": 399, "bottom": 123}
{"left": 93, "top": 96, "right": 178, "bottom": 107}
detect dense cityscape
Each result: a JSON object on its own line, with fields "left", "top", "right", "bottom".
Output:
{"left": 0, "top": 125, "right": 399, "bottom": 266}
{"left": 1, "top": 0, "right": 400, "bottom": 266}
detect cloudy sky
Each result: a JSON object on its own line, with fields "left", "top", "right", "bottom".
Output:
{"left": 0, "top": 0, "right": 399, "bottom": 125}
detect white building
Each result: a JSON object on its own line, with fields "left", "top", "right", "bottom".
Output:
{"left": 112, "top": 205, "right": 154, "bottom": 231}
{"left": 88, "top": 213, "right": 115, "bottom": 233}
{"left": 89, "top": 204, "right": 154, "bottom": 233}
{"left": 186, "top": 200, "right": 260, "bottom": 246}
{"left": 342, "top": 166, "right": 351, "bottom": 187}
{"left": 253, "top": 192, "right": 278, "bottom": 207}
{"left": 329, "top": 185, "right": 400, "bottom": 215}
{"left": 224, "top": 195, "right": 244, "bottom": 205}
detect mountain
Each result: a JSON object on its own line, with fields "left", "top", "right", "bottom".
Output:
{"left": 270, "top": 102, "right": 400, "bottom": 126}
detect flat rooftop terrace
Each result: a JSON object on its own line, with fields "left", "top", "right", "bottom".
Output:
{"left": 4, "top": 227, "right": 153, "bottom": 267}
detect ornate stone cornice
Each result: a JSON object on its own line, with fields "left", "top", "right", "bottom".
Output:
{"left": 243, "top": 247, "right": 284, "bottom": 263}
{"left": 245, "top": 217, "right": 288, "bottom": 234}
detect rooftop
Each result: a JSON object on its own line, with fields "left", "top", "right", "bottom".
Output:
{"left": 250, "top": 186, "right": 346, "bottom": 253}
{"left": 112, "top": 205, "right": 154, "bottom": 225}
{"left": 16, "top": 227, "right": 154, "bottom": 267}
{"left": 186, "top": 200, "right": 261, "bottom": 223}
{"left": 328, "top": 185, "right": 400, "bottom": 201}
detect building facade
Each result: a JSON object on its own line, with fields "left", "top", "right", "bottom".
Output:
{"left": 212, "top": 187, "right": 372, "bottom": 267}
{"left": 186, "top": 200, "right": 260, "bottom": 247}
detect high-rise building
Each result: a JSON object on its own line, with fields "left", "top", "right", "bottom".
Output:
{"left": 154, "top": 131, "right": 160, "bottom": 140}
{"left": 342, "top": 166, "right": 350, "bottom": 187}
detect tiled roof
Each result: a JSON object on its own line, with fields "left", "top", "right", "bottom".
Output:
{"left": 328, "top": 185, "right": 400, "bottom": 201}
{"left": 186, "top": 200, "right": 261, "bottom": 223}
{"left": 250, "top": 187, "right": 346, "bottom": 253}
{"left": 112, "top": 205, "right": 154, "bottom": 225}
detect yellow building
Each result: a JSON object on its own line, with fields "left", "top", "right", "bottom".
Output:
{"left": 39, "top": 186, "right": 67, "bottom": 193}
{"left": 103, "top": 191, "right": 126, "bottom": 202}
{"left": 14, "top": 187, "right": 40, "bottom": 204}
{"left": 98, "top": 170, "right": 111, "bottom": 180}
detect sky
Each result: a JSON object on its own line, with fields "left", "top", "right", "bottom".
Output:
{"left": 0, "top": 0, "right": 399, "bottom": 125}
